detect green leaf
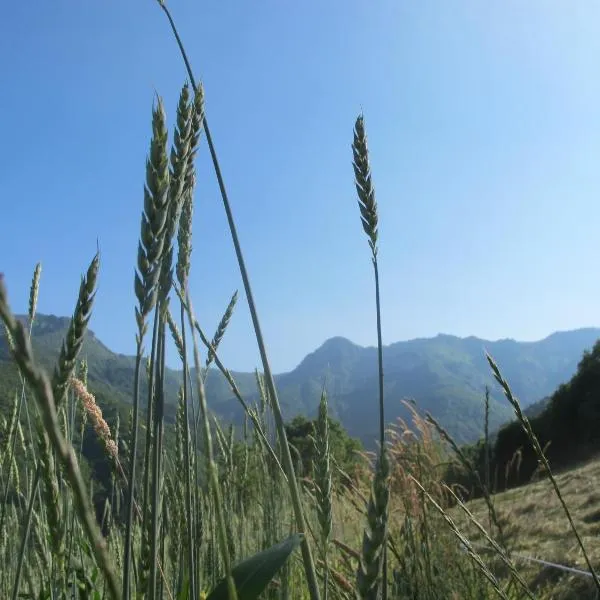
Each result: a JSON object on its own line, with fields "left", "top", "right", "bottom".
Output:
{"left": 177, "top": 577, "right": 190, "bottom": 600}
{"left": 206, "top": 533, "right": 303, "bottom": 600}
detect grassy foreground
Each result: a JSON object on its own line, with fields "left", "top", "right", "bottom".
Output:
{"left": 1, "top": 2, "right": 599, "bottom": 599}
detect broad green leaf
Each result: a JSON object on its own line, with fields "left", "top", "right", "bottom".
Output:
{"left": 206, "top": 533, "right": 303, "bottom": 600}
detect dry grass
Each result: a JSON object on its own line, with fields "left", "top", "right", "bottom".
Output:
{"left": 456, "top": 455, "right": 600, "bottom": 599}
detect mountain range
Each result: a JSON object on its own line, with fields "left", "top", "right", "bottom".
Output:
{"left": 1, "top": 314, "right": 599, "bottom": 447}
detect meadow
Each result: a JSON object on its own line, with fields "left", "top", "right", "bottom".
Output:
{"left": 1, "top": 3, "right": 599, "bottom": 599}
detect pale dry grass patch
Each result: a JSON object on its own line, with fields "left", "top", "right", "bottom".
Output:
{"left": 455, "top": 456, "right": 600, "bottom": 597}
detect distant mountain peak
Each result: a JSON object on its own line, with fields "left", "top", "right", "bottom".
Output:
{"left": 319, "top": 336, "right": 359, "bottom": 349}
{"left": 293, "top": 336, "right": 363, "bottom": 374}
{"left": 17, "top": 313, "right": 72, "bottom": 332}
{"left": 433, "top": 333, "right": 461, "bottom": 341}
{"left": 543, "top": 327, "right": 600, "bottom": 339}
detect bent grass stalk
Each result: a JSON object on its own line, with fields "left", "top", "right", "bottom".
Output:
{"left": 6, "top": 253, "right": 100, "bottom": 600}
{"left": 409, "top": 476, "right": 509, "bottom": 600}
{"left": 0, "top": 277, "right": 121, "bottom": 600}
{"left": 486, "top": 351, "right": 600, "bottom": 593}
{"left": 183, "top": 289, "right": 238, "bottom": 600}
{"left": 442, "top": 483, "right": 536, "bottom": 600}
{"left": 424, "top": 412, "right": 508, "bottom": 553}
{"left": 175, "top": 290, "right": 284, "bottom": 480}
{"left": 155, "top": 4, "right": 321, "bottom": 598}
{"left": 0, "top": 263, "right": 41, "bottom": 539}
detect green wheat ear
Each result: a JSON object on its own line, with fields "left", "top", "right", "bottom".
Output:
{"left": 352, "top": 114, "right": 379, "bottom": 256}
{"left": 313, "top": 390, "right": 332, "bottom": 547}
{"left": 158, "top": 82, "right": 195, "bottom": 308}
{"left": 28, "top": 262, "right": 41, "bottom": 325}
{"left": 205, "top": 290, "right": 238, "bottom": 370}
{"left": 134, "top": 97, "right": 170, "bottom": 342}
{"left": 312, "top": 389, "right": 332, "bottom": 600}
{"left": 52, "top": 252, "right": 99, "bottom": 409}
{"left": 176, "top": 82, "right": 204, "bottom": 289}
{"left": 357, "top": 449, "right": 390, "bottom": 600}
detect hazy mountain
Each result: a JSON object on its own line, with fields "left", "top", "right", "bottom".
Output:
{"left": 1, "top": 314, "right": 598, "bottom": 447}
{"left": 272, "top": 330, "right": 600, "bottom": 445}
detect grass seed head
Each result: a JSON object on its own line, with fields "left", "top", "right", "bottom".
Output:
{"left": 352, "top": 114, "right": 379, "bottom": 257}
{"left": 52, "top": 252, "right": 99, "bottom": 409}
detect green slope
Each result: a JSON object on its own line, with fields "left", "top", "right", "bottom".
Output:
{"left": 1, "top": 315, "right": 599, "bottom": 448}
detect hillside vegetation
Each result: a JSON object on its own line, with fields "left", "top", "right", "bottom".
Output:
{"left": 2, "top": 314, "right": 598, "bottom": 449}
{"left": 453, "top": 337, "right": 600, "bottom": 498}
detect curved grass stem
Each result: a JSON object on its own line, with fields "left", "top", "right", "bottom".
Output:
{"left": 155, "top": 3, "right": 321, "bottom": 598}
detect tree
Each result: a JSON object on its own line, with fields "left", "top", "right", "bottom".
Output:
{"left": 284, "top": 414, "right": 363, "bottom": 484}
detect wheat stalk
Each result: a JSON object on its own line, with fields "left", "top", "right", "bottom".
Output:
{"left": 183, "top": 289, "right": 239, "bottom": 600}
{"left": 0, "top": 277, "right": 121, "bottom": 600}
{"left": 171, "top": 84, "right": 205, "bottom": 600}
{"left": 155, "top": 5, "right": 322, "bottom": 597}
{"left": 352, "top": 113, "right": 389, "bottom": 599}
{"left": 0, "top": 263, "right": 42, "bottom": 551}
{"left": 356, "top": 449, "right": 390, "bottom": 600}
{"left": 7, "top": 254, "right": 99, "bottom": 598}
{"left": 172, "top": 284, "right": 284, "bottom": 478}
{"left": 124, "top": 97, "right": 171, "bottom": 600}
{"left": 312, "top": 389, "right": 332, "bottom": 600}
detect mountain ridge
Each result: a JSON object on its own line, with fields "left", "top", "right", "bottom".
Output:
{"left": 1, "top": 314, "right": 599, "bottom": 448}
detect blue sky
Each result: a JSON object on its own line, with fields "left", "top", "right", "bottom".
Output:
{"left": 2, "top": 1, "right": 600, "bottom": 373}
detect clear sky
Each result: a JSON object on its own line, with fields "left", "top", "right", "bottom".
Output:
{"left": 2, "top": 1, "right": 600, "bottom": 374}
